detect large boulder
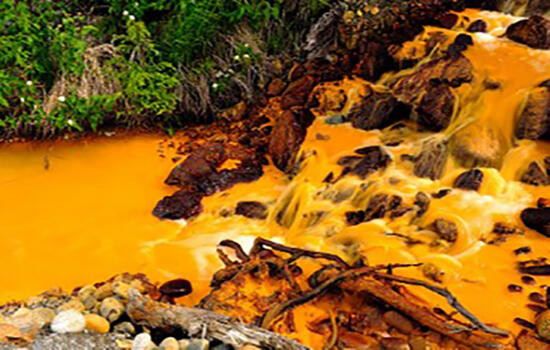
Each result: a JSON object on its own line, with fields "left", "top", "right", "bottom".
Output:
{"left": 153, "top": 189, "right": 204, "bottom": 220}
{"left": 506, "top": 15, "right": 550, "bottom": 49}
{"left": 268, "top": 108, "right": 314, "bottom": 172}
{"left": 348, "top": 86, "right": 409, "bottom": 131}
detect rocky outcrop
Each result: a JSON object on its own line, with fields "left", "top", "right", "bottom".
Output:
{"left": 506, "top": 16, "right": 550, "bottom": 49}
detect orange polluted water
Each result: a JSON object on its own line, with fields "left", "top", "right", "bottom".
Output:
{"left": 0, "top": 135, "right": 180, "bottom": 302}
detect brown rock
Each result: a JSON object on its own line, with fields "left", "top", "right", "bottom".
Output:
{"left": 280, "top": 76, "right": 318, "bottom": 110}
{"left": 235, "top": 201, "right": 268, "bottom": 220}
{"left": 506, "top": 16, "right": 550, "bottom": 49}
{"left": 153, "top": 189, "right": 204, "bottom": 220}
{"left": 344, "top": 146, "right": 392, "bottom": 179}
{"left": 521, "top": 207, "right": 550, "bottom": 237}
{"left": 516, "top": 87, "right": 549, "bottom": 140}
{"left": 521, "top": 162, "right": 550, "bottom": 186}
{"left": 268, "top": 109, "right": 312, "bottom": 172}
{"left": 352, "top": 42, "right": 395, "bottom": 81}
{"left": 453, "top": 169, "right": 484, "bottom": 191}
{"left": 415, "top": 84, "right": 455, "bottom": 131}
{"left": 349, "top": 87, "right": 409, "bottom": 131}
{"left": 467, "top": 19, "right": 488, "bottom": 33}
{"left": 526, "top": 0, "right": 550, "bottom": 16}
{"left": 431, "top": 218, "right": 459, "bottom": 243}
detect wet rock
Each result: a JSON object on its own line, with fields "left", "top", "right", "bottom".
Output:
{"left": 345, "top": 210, "right": 366, "bottom": 226}
{"left": 506, "top": 15, "right": 550, "bottom": 49}
{"left": 268, "top": 109, "right": 311, "bottom": 172}
{"left": 393, "top": 55, "right": 473, "bottom": 105}
{"left": 165, "top": 143, "right": 226, "bottom": 187}
{"left": 414, "top": 192, "right": 431, "bottom": 218}
{"left": 521, "top": 162, "right": 550, "bottom": 186}
{"left": 546, "top": 156, "right": 550, "bottom": 175}
{"left": 159, "top": 279, "right": 193, "bottom": 298}
{"left": 467, "top": 19, "right": 488, "bottom": 33}
{"left": 451, "top": 123, "right": 506, "bottom": 168}
{"left": 153, "top": 189, "right": 204, "bottom": 220}
{"left": 431, "top": 219, "right": 458, "bottom": 243}
{"left": 349, "top": 88, "right": 409, "bottom": 131}
{"left": 521, "top": 207, "right": 550, "bottom": 237}
{"left": 453, "top": 169, "right": 484, "bottom": 191}
{"left": 199, "top": 161, "right": 264, "bottom": 196}
{"left": 84, "top": 314, "right": 110, "bottom": 334}
{"left": 235, "top": 201, "right": 268, "bottom": 220}
{"left": 51, "top": 310, "right": 85, "bottom": 334}
{"left": 364, "top": 194, "right": 390, "bottom": 221}
{"left": 132, "top": 333, "right": 155, "bottom": 350}
{"left": 515, "top": 87, "right": 549, "bottom": 140}
{"left": 415, "top": 84, "right": 454, "bottom": 131}
{"left": 280, "top": 76, "right": 318, "bottom": 110}
{"left": 266, "top": 78, "right": 286, "bottom": 97}
{"left": 99, "top": 297, "right": 124, "bottom": 323}
{"left": 345, "top": 146, "right": 391, "bottom": 179}
{"left": 113, "top": 281, "right": 131, "bottom": 299}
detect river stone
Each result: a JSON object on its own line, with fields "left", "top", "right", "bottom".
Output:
{"left": 57, "top": 299, "right": 86, "bottom": 313}
{"left": 31, "top": 307, "right": 56, "bottom": 328}
{"left": 187, "top": 339, "right": 210, "bottom": 350}
{"left": 99, "top": 297, "right": 124, "bottom": 323}
{"left": 51, "top": 310, "right": 85, "bottom": 333}
{"left": 84, "top": 313, "right": 110, "bottom": 334}
{"left": 114, "top": 321, "right": 136, "bottom": 336}
{"left": 159, "top": 337, "right": 179, "bottom": 350}
{"left": 132, "top": 333, "right": 156, "bottom": 350}
{"left": 113, "top": 282, "right": 131, "bottom": 299}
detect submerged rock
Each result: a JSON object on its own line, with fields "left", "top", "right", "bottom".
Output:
{"left": 506, "top": 15, "right": 550, "bottom": 49}
{"left": 414, "top": 140, "right": 448, "bottom": 180}
{"left": 235, "top": 201, "right": 268, "bottom": 220}
{"left": 414, "top": 84, "right": 455, "bottom": 131}
{"left": 521, "top": 161, "right": 550, "bottom": 186}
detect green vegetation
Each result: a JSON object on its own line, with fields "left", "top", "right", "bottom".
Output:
{"left": 0, "top": 0, "right": 329, "bottom": 138}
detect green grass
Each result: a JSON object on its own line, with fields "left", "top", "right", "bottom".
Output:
{"left": 0, "top": 0, "right": 330, "bottom": 139}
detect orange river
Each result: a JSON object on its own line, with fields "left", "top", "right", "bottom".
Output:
{"left": 0, "top": 8, "right": 549, "bottom": 339}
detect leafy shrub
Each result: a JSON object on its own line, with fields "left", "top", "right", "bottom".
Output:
{"left": 0, "top": 0, "right": 331, "bottom": 139}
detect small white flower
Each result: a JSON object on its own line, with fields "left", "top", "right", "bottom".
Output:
{"left": 134, "top": 2, "right": 139, "bottom": 7}
{"left": 33, "top": 104, "right": 38, "bottom": 110}
{"left": 58, "top": 96, "right": 66, "bottom": 102}
{"left": 67, "top": 119, "right": 74, "bottom": 126}
{"left": 129, "top": 15, "right": 136, "bottom": 21}
{"left": 215, "top": 71, "right": 224, "bottom": 78}
{"left": 244, "top": 43, "right": 249, "bottom": 48}
{"left": 26, "top": 80, "right": 32, "bottom": 86}
{"left": 233, "top": 55, "right": 240, "bottom": 61}
{"left": 20, "top": 97, "right": 25, "bottom": 103}
{"left": 212, "top": 83, "right": 219, "bottom": 89}
{"left": 243, "top": 54, "right": 250, "bottom": 59}
{"left": 123, "top": 10, "right": 129, "bottom": 16}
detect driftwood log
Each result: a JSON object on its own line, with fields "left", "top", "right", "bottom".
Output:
{"left": 126, "top": 290, "right": 310, "bottom": 350}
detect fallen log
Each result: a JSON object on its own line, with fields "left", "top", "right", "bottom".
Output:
{"left": 126, "top": 290, "right": 310, "bottom": 350}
